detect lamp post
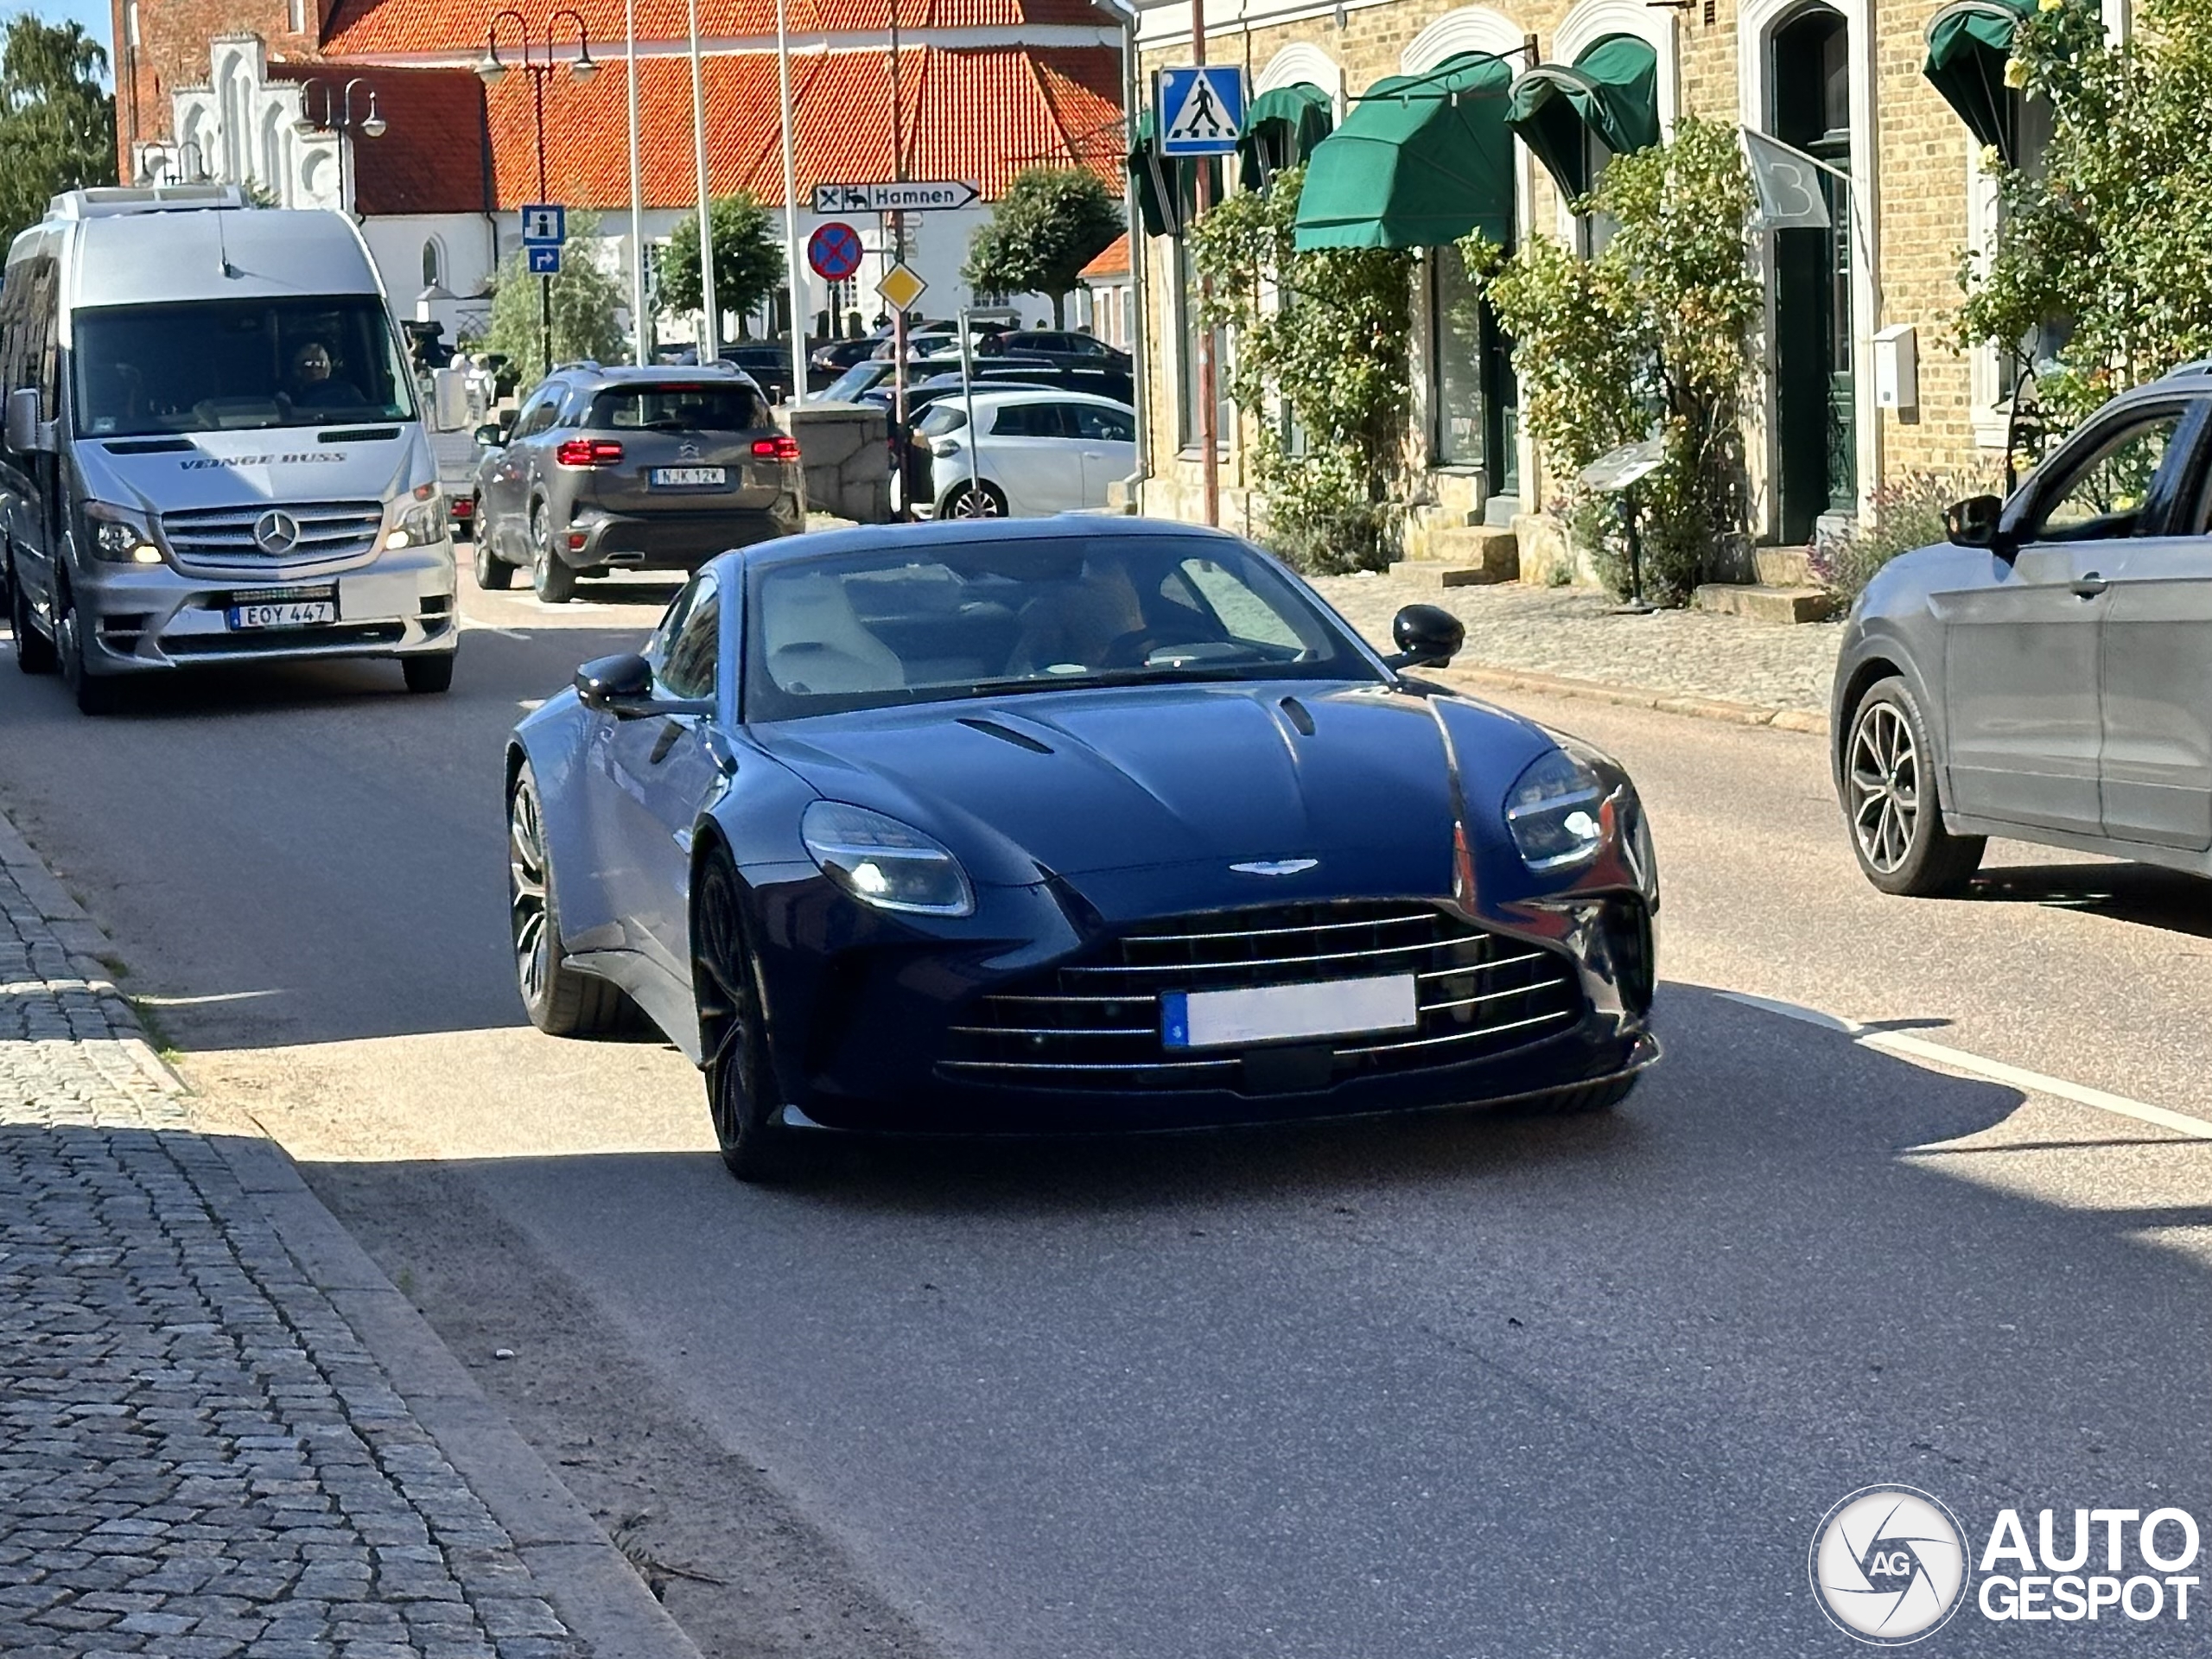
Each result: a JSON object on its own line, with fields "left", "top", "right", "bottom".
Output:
{"left": 685, "top": 0, "right": 716, "bottom": 361}
{"left": 476, "top": 9, "right": 599, "bottom": 377}
{"left": 625, "top": 0, "right": 646, "bottom": 365}
{"left": 294, "top": 78, "right": 387, "bottom": 218}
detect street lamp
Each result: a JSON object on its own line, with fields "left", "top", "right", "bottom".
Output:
{"left": 476, "top": 8, "right": 597, "bottom": 376}
{"left": 294, "top": 78, "right": 386, "bottom": 216}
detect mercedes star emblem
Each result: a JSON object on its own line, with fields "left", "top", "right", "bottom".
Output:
{"left": 252, "top": 509, "right": 300, "bottom": 556}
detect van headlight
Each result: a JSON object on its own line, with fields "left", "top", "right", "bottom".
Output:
{"left": 801, "top": 801, "right": 975, "bottom": 917}
{"left": 84, "top": 502, "right": 162, "bottom": 564}
{"left": 387, "top": 486, "right": 445, "bottom": 549}
{"left": 1505, "top": 747, "right": 1607, "bottom": 871}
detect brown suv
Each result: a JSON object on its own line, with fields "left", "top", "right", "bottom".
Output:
{"left": 470, "top": 364, "right": 804, "bottom": 603}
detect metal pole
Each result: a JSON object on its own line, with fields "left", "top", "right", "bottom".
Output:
{"left": 776, "top": 0, "right": 806, "bottom": 404}
{"left": 626, "top": 0, "right": 646, "bottom": 365}
{"left": 534, "top": 64, "right": 552, "bottom": 376}
{"left": 686, "top": 0, "right": 718, "bottom": 360}
{"left": 959, "top": 303, "right": 980, "bottom": 514}
{"left": 1191, "top": 0, "right": 1218, "bottom": 527}
{"left": 889, "top": 1, "right": 907, "bottom": 442}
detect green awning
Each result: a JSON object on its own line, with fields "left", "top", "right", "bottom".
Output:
{"left": 1923, "top": 0, "right": 2032, "bottom": 162}
{"left": 1128, "top": 109, "right": 1220, "bottom": 238}
{"left": 1505, "top": 35, "right": 1660, "bottom": 202}
{"left": 1293, "top": 53, "right": 1517, "bottom": 251}
{"left": 1238, "top": 82, "right": 1335, "bottom": 191}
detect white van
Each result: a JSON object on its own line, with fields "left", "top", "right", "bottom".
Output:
{"left": 0, "top": 185, "right": 458, "bottom": 713}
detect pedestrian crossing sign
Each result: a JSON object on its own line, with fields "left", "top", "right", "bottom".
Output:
{"left": 1159, "top": 67, "right": 1245, "bottom": 156}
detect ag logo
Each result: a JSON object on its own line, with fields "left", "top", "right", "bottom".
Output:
{"left": 1810, "top": 1485, "right": 1971, "bottom": 1645}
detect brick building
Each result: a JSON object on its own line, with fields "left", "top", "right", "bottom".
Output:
{"left": 1128, "top": 0, "right": 2112, "bottom": 564}
{"left": 116, "top": 0, "right": 1126, "bottom": 347}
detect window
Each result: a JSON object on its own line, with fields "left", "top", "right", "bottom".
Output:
{"left": 1431, "top": 242, "right": 1486, "bottom": 468}
{"left": 2025, "top": 408, "right": 2184, "bottom": 542}
{"left": 421, "top": 239, "right": 442, "bottom": 289}
{"left": 511, "top": 388, "right": 562, "bottom": 438}
{"left": 659, "top": 585, "right": 721, "bottom": 701}
{"left": 124, "top": 1, "right": 139, "bottom": 47}
{"left": 288, "top": 0, "right": 305, "bottom": 31}
{"left": 992, "top": 403, "right": 1070, "bottom": 438}
{"left": 1171, "top": 557, "right": 1306, "bottom": 652}
{"left": 1071, "top": 405, "right": 1135, "bottom": 443}
{"left": 587, "top": 383, "right": 768, "bottom": 432}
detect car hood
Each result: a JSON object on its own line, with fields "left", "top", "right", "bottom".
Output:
{"left": 750, "top": 678, "right": 1558, "bottom": 887}
{"left": 74, "top": 423, "right": 429, "bottom": 518}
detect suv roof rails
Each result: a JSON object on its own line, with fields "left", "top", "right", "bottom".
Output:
{"left": 2161, "top": 358, "right": 2212, "bottom": 380}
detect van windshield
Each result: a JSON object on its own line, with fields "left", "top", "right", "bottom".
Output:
{"left": 72, "top": 296, "right": 416, "bottom": 436}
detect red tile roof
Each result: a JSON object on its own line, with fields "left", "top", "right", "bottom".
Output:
{"left": 478, "top": 45, "right": 1121, "bottom": 210}
{"left": 323, "top": 0, "right": 1109, "bottom": 58}
{"left": 268, "top": 62, "right": 490, "bottom": 215}
{"left": 1079, "top": 231, "right": 1128, "bottom": 280}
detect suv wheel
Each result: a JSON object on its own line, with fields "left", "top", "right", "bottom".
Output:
{"left": 8, "top": 549, "right": 56, "bottom": 675}
{"left": 530, "top": 502, "right": 575, "bottom": 605}
{"left": 473, "top": 524, "right": 514, "bottom": 591}
{"left": 1843, "top": 677, "right": 1984, "bottom": 897}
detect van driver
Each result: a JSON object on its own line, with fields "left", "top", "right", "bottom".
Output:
{"left": 286, "top": 340, "right": 365, "bottom": 410}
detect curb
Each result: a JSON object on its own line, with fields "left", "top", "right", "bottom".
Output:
{"left": 0, "top": 802, "right": 704, "bottom": 1659}
{"left": 1433, "top": 661, "right": 1831, "bottom": 737}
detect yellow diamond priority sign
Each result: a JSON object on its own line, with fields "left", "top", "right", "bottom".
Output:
{"left": 877, "top": 261, "right": 927, "bottom": 312}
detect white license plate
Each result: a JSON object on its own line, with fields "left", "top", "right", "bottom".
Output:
{"left": 1160, "top": 973, "right": 1419, "bottom": 1050}
{"left": 650, "top": 466, "right": 726, "bottom": 486}
{"left": 226, "top": 594, "right": 337, "bottom": 630}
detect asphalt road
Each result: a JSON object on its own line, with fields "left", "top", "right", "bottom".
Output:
{"left": 3, "top": 568, "right": 2209, "bottom": 1658}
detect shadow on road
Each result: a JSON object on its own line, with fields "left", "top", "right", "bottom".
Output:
{"left": 1970, "top": 859, "right": 2212, "bottom": 939}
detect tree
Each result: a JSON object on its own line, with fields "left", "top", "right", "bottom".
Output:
{"left": 482, "top": 210, "right": 627, "bottom": 378}
{"left": 1957, "top": 0, "right": 2212, "bottom": 454}
{"left": 658, "top": 192, "right": 783, "bottom": 333}
{"left": 0, "top": 18, "right": 116, "bottom": 247}
{"left": 963, "top": 167, "right": 1122, "bottom": 327}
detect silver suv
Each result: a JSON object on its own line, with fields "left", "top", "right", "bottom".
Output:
{"left": 470, "top": 364, "right": 803, "bottom": 603}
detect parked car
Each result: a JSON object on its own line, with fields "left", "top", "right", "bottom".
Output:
{"left": 976, "top": 328, "right": 1132, "bottom": 367}
{"left": 717, "top": 340, "right": 810, "bottom": 404}
{"left": 1832, "top": 360, "right": 2212, "bottom": 894}
{"left": 469, "top": 364, "right": 803, "bottom": 604}
{"left": 502, "top": 518, "right": 1662, "bottom": 1178}
{"left": 908, "top": 388, "right": 1137, "bottom": 518}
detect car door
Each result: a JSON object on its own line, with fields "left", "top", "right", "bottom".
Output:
{"left": 1071, "top": 403, "right": 1137, "bottom": 504}
{"left": 594, "top": 570, "right": 731, "bottom": 985}
{"left": 2095, "top": 397, "right": 2212, "bottom": 850}
{"left": 988, "top": 401, "right": 1084, "bottom": 514}
{"left": 1933, "top": 400, "right": 2189, "bottom": 837}
{"left": 485, "top": 386, "right": 556, "bottom": 559}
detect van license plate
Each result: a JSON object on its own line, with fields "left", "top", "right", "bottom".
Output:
{"left": 651, "top": 466, "right": 725, "bottom": 486}
{"left": 226, "top": 589, "right": 338, "bottom": 630}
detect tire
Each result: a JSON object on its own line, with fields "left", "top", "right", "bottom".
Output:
{"left": 1841, "top": 677, "right": 1984, "bottom": 897}
{"left": 693, "top": 851, "right": 800, "bottom": 1183}
{"left": 55, "top": 579, "right": 118, "bottom": 715}
{"left": 1525, "top": 1075, "right": 1640, "bottom": 1116}
{"left": 941, "top": 480, "right": 1007, "bottom": 519}
{"left": 508, "top": 763, "right": 638, "bottom": 1037}
{"left": 473, "top": 520, "right": 514, "bottom": 590}
{"left": 403, "top": 652, "right": 455, "bottom": 694}
{"left": 9, "top": 551, "right": 55, "bottom": 675}
{"left": 530, "top": 503, "right": 575, "bottom": 604}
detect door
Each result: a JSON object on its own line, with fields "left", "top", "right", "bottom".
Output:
{"left": 594, "top": 572, "right": 729, "bottom": 983}
{"left": 2096, "top": 399, "right": 2212, "bottom": 849}
{"left": 1936, "top": 402, "right": 2188, "bottom": 836}
{"left": 986, "top": 402, "right": 1084, "bottom": 514}
{"left": 485, "top": 386, "right": 557, "bottom": 557}
{"left": 1071, "top": 403, "right": 1137, "bottom": 505}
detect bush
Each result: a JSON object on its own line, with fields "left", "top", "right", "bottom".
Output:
{"left": 1808, "top": 471, "right": 1987, "bottom": 604}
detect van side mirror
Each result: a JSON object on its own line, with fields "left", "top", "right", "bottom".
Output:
{"left": 1383, "top": 603, "right": 1465, "bottom": 670}
{"left": 1945, "top": 493, "right": 2004, "bottom": 550}
{"left": 6, "top": 387, "right": 46, "bottom": 454}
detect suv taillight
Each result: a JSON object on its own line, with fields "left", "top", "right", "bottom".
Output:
{"left": 556, "top": 438, "right": 624, "bottom": 467}
{"left": 752, "top": 435, "right": 801, "bottom": 462}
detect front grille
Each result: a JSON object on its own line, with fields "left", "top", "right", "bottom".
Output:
{"left": 164, "top": 621, "right": 404, "bottom": 655}
{"left": 939, "top": 900, "right": 1583, "bottom": 1093}
{"left": 162, "top": 501, "right": 384, "bottom": 573}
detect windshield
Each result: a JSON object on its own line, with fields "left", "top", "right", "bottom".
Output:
{"left": 823, "top": 361, "right": 885, "bottom": 402}
{"left": 72, "top": 296, "right": 415, "bottom": 436}
{"left": 744, "top": 533, "right": 1376, "bottom": 721}
{"left": 589, "top": 384, "right": 768, "bottom": 431}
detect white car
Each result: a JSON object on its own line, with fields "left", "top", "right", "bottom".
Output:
{"left": 912, "top": 389, "right": 1138, "bottom": 518}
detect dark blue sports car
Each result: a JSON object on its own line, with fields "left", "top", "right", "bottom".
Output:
{"left": 505, "top": 519, "right": 1660, "bottom": 1179}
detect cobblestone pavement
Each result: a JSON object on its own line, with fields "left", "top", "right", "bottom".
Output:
{"left": 1309, "top": 574, "right": 1844, "bottom": 716}
{"left": 0, "top": 823, "right": 610, "bottom": 1659}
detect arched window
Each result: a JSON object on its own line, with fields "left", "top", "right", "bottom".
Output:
{"left": 422, "top": 239, "right": 443, "bottom": 289}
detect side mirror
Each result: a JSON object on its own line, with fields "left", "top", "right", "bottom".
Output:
{"left": 473, "top": 422, "right": 505, "bottom": 450}
{"left": 574, "top": 652, "right": 654, "bottom": 712}
{"left": 1383, "top": 602, "right": 1465, "bottom": 671}
{"left": 1945, "top": 493, "right": 2004, "bottom": 550}
{"left": 6, "top": 386, "right": 46, "bottom": 454}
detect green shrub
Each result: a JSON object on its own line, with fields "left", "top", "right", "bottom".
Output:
{"left": 1808, "top": 472, "right": 1988, "bottom": 604}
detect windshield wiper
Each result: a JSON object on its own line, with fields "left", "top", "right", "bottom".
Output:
{"left": 953, "top": 663, "right": 1264, "bottom": 698}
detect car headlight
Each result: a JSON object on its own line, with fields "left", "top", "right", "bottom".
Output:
{"left": 388, "top": 485, "right": 445, "bottom": 549}
{"left": 800, "top": 801, "right": 976, "bottom": 917}
{"left": 1505, "top": 746, "right": 1607, "bottom": 871}
{"left": 84, "top": 502, "right": 162, "bottom": 564}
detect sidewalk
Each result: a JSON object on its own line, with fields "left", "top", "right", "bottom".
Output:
{"left": 1310, "top": 573, "right": 1842, "bottom": 727}
{"left": 0, "top": 817, "right": 696, "bottom": 1659}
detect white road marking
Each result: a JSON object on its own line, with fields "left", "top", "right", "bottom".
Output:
{"left": 1719, "top": 989, "right": 2212, "bottom": 1142}
{"left": 459, "top": 618, "right": 531, "bottom": 640}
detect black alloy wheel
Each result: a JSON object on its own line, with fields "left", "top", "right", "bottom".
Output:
{"left": 473, "top": 506, "right": 514, "bottom": 589}
{"left": 530, "top": 502, "right": 576, "bottom": 604}
{"left": 693, "top": 852, "right": 798, "bottom": 1183}
{"left": 54, "top": 577, "right": 118, "bottom": 715}
{"left": 508, "top": 764, "right": 634, "bottom": 1036}
{"left": 943, "top": 480, "right": 1006, "bottom": 519}
{"left": 1843, "top": 677, "right": 1984, "bottom": 897}
{"left": 8, "top": 551, "right": 55, "bottom": 675}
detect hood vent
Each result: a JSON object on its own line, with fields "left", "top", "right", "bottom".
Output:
{"left": 318, "top": 426, "right": 401, "bottom": 442}
{"left": 957, "top": 715, "right": 1054, "bottom": 754}
{"left": 103, "top": 438, "right": 193, "bottom": 454}
{"left": 1278, "top": 696, "right": 1316, "bottom": 736}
